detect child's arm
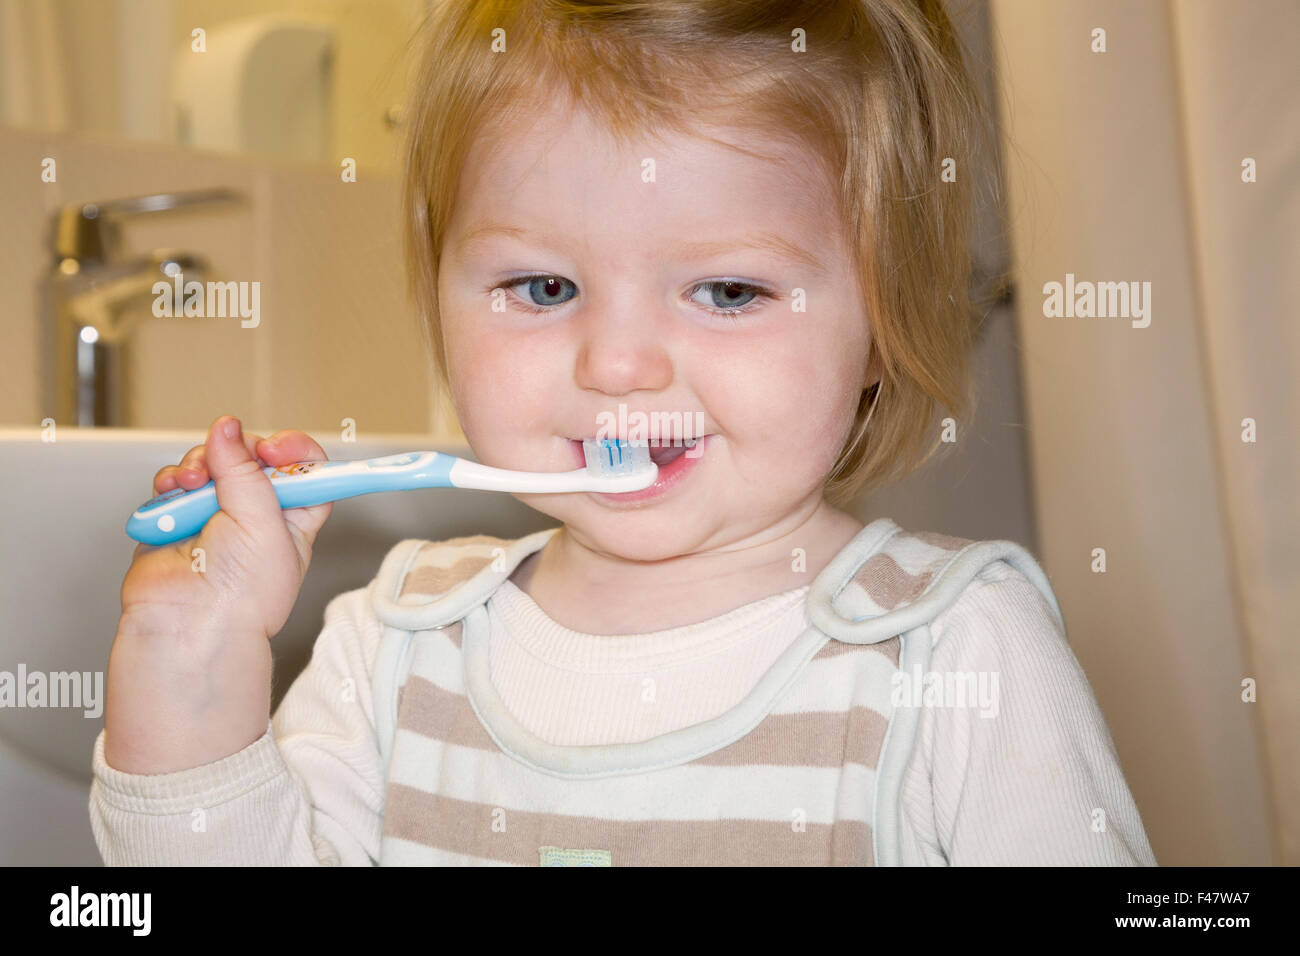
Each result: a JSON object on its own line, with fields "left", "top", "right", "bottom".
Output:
{"left": 898, "top": 561, "right": 1158, "bottom": 866}
{"left": 89, "top": 586, "right": 385, "bottom": 866}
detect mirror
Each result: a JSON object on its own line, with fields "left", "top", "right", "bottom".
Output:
{"left": 0, "top": 0, "right": 451, "bottom": 437}
{"left": 0, "top": 0, "right": 427, "bottom": 173}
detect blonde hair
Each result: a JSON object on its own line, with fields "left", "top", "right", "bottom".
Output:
{"left": 402, "top": 0, "right": 989, "bottom": 506}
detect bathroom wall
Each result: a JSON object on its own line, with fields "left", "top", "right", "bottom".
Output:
{"left": 0, "top": 124, "right": 464, "bottom": 442}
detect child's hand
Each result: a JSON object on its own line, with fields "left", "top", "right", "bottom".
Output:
{"left": 104, "top": 415, "right": 334, "bottom": 774}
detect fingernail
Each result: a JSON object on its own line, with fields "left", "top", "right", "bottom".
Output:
{"left": 223, "top": 417, "right": 241, "bottom": 439}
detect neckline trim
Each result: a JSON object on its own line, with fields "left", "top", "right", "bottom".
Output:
{"left": 455, "top": 517, "right": 905, "bottom": 777}
{"left": 462, "top": 603, "right": 832, "bottom": 778}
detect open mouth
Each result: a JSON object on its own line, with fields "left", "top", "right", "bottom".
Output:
{"left": 566, "top": 434, "right": 711, "bottom": 502}
{"left": 569, "top": 436, "right": 705, "bottom": 464}
{"left": 647, "top": 439, "right": 693, "bottom": 468}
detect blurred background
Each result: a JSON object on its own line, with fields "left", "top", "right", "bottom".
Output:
{"left": 0, "top": 0, "right": 1294, "bottom": 866}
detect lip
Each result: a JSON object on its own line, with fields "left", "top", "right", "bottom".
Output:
{"left": 569, "top": 435, "right": 711, "bottom": 504}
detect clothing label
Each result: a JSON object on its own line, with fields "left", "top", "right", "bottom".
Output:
{"left": 538, "top": 846, "right": 612, "bottom": 867}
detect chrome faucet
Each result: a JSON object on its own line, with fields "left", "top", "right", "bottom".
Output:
{"left": 48, "top": 188, "right": 244, "bottom": 427}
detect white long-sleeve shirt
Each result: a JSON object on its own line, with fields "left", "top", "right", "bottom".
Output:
{"left": 89, "top": 522, "right": 1157, "bottom": 866}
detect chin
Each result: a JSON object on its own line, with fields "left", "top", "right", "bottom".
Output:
{"left": 550, "top": 499, "right": 721, "bottom": 562}
{"left": 576, "top": 527, "right": 700, "bottom": 563}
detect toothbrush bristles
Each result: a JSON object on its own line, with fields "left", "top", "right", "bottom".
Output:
{"left": 583, "top": 438, "right": 652, "bottom": 476}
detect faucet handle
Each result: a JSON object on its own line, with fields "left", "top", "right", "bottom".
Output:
{"left": 52, "top": 187, "right": 244, "bottom": 263}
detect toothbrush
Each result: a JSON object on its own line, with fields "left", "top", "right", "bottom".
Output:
{"left": 126, "top": 439, "right": 657, "bottom": 546}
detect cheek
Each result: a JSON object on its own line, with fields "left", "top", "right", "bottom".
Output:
{"left": 696, "top": 338, "right": 868, "bottom": 489}
{"left": 700, "top": 330, "right": 865, "bottom": 470}
{"left": 442, "top": 322, "right": 552, "bottom": 446}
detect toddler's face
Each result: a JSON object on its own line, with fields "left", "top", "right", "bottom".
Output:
{"left": 438, "top": 98, "right": 872, "bottom": 561}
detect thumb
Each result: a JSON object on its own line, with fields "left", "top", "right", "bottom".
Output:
{"left": 204, "top": 415, "right": 284, "bottom": 537}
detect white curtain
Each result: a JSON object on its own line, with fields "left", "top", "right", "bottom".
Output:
{"left": 990, "top": 0, "right": 1297, "bottom": 865}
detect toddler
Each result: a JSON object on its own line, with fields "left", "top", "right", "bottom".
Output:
{"left": 90, "top": 0, "right": 1156, "bottom": 866}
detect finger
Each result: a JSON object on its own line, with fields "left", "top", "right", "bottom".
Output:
{"left": 153, "top": 465, "right": 178, "bottom": 495}
{"left": 254, "top": 430, "right": 329, "bottom": 467}
{"left": 182, "top": 429, "right": 266, "bottom": 471}
{"left": 172, "top": 445, "right": 211, "bottom": 490}
{"left": 151, "top": 443, "right": 205, "bottom": 494}
{"left": 172, "top": 431, "right": 267, "bottom": 490}
{"left": 252, "top": 432, "right": 334, "bottom": 550}
{"left": 202, "top": 416, "right": 285, "bottom": 538}
{"left": 256, "top": 432, "right": 332, "bottom": 535}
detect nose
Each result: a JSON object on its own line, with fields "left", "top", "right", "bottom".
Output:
{"left": 573, "top": 299, "right": 674, "bottom": 397}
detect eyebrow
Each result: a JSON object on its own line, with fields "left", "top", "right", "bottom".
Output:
{"left": 455, "top": 224, "right": 827, "bottom": 276}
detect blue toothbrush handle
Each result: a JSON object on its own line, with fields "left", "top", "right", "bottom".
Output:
{"left": 126, "top": 452, "right": 453, "bottom": 546}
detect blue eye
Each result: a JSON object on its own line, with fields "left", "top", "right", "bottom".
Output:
{"left": 495, "top": 274, "right": 776, "bottom": 319}
{"left": 499, "top": 275, "right": 577, "bottom": 311}
{"left": 687, "top": 280, "right": 776, "bottom": 318}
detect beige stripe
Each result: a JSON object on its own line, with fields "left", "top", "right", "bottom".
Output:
{"left": 813, "top": 633, "right": 901, "bottom": 666}
{"left": 401, "top": 556, "right": 494, "bottom": 597}
{"left": 852, "top": 554, "right": 933, "bottom": 609}
{"left": 912, "top": 529, "right": 973, "bottom": 551}
{"left": 397, "top": 674, "right": 887, "bottom": 769}
{"left": 396, "top": 624, "right": 461, "bottom": 714}
{"left": 692, "top": 704, "right": 888, "bottom": 768}
{"left": 398, "top": 674, "right": 500, "bottom": 752}
{"left": 383, "top": 785, "right": 873, "bottom": 865}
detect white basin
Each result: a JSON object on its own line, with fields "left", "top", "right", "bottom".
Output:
{"left": 0, "top": 427, "right": 554, "bottom": 864}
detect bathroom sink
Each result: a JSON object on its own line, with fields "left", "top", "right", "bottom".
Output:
{"left": 0, "top": 427, "right": 555, "bottom": 864}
